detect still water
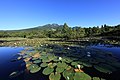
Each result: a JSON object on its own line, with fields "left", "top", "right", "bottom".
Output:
{"left": 0, "top": 47, "right": 25, "bottom": 80}
{"left": 0, "top": 43, "right": 120, "bottom": 80}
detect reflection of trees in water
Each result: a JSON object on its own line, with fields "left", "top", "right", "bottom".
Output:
{"left": 75, "top": 39, "right": 120, "bottom": 48}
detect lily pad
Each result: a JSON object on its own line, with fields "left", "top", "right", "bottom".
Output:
{"left": 40, "top": 62, "right": 48, "bottom": 67}
{"left": 82, "top": 62, "right": 92, "bottom": 67}
{"left": 93, "top": 77, "right": 100, "bottom": 80}
{"left": 71, "top": 62, "right": 78, "bottom": 66}
{"left": 94, "top": 63, "right": 116, "bottom": 73}
{"left": 49, "top": 72, "right": 61, "bottom": 80}
{"left": 73, "top": 72, "right": 91, "bottom": 80}
{"left": 29, "top": 64, "right": 41, "bottom": 73}
{"left": 42, "top": 67, "right": 54, "bottom": 75}
{"left": 56, "top": 67, "right": 65, "bottom": 73}
{"left": 33, "top": 59, "right": 41, "bottom": 63}
{"left": 57, "top": 62, "right": 68, "bottom": 69}
{"left": 63, "top": 68, "right": 74, "bottom": 80}
{"left": 48, "top": 63, "right": 57, "bottom": 68}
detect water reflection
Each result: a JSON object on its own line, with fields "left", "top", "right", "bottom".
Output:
{"left": 0, "top": 47, "right": 26, "bottom": 80}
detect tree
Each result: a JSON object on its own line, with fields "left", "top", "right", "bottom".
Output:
{"left": 63, "top": 23, "right": 69, "bottom": 33}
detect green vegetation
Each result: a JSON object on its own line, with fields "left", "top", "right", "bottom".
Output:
{"left": 1, "top": 23, "right": 120, "bottom": 80}
{"left": 16, "top": 44, "right": 120, "bottom": 80}
{"left": 0, "top": 23, "right": 120, "bottom": 40}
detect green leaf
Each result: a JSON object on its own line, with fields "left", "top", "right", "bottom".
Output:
{"left": 29, "top": 64, "right": 41, "bottom": 73}
{"left": 49, "top": 72, "right": 61, "bottom": 80}
{"left": 73, "top": 72, "right": 91, "bottom": 80}
{"left": 56, "top": 67, "right": 65, "bottom": 73}
{"left": 94, "top": 63, "right": 116, "bottom": 73}
{"left": 93, "top": 77, "right": 100, "bottom": 80}
{"left": 33, "top": 59, "right": 41, "bottom": 63}
{"left": 63, "top": 68, "right": 74, "bottom": 80}
{"left": 40, "top": 62, "right": 48, "bottom": 67}
{"left": 42, "top": 67, "right": 54, "bottom": 75}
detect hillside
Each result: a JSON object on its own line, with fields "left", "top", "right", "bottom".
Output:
{"left": 0, "top": 23, "right": 120, "bottom": 39}
{"left": 19, "top": 23, "right": 63, "bottom": 31}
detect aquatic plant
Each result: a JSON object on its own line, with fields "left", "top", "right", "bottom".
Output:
{"left": 42, "top": 67, "right": 54, "bottom": 75}
{"left": 92, "top": 77, "right": 100, "bottom": 80}
{"left": 49, "top": 72, "right": 61, "bottom": 80}
{"left": 73, "top": 72, "right": 91, "bottom": 80}
{"left": 21, "top": 44, "right": 120, "bottom": 80}
{"left": 29, "top": 64, "right": 41, "bottom": 73}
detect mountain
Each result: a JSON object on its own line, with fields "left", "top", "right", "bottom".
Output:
{"left": 19, "top": 23, "right": 63, "bottom": 31}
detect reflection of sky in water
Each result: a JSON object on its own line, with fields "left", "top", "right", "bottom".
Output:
{"left": 90, "top": 44, "right": 120, "bottom": 58}
{"left": 0, "top": 47, "right": 24, "bottom": 64}
{"left": 0, "top": 44, "right": 120, "bottom": 79}
{"left": 0, "top": 47, "right": 25, "bottom": 80}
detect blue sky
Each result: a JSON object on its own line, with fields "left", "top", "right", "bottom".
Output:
{"left": 0, "top": 0, "right": 120, "bottom": 30}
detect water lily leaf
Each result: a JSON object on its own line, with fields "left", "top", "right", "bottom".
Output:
{"left": 64, "top": 57, "right": 73, "bottom": 63}
{"left": 9, "top": 71, "right": 18, "bottom": 78}
{"left": 94, "top": 57, "right": 106, "bottom": 62}
{"left": 40, "top": 62, "right": 48, "bottom": 67}
{"left": 93, "top": 77, "right": 100, "bottom": 80}
{"left": 32, "top": 57, "right": 39, "bottom": 60}
{"left": 9, "top": 70, "right": 24, "bottom": 78}
{"left": 49, "top": 72, "right": 61, "bottom": 80}
{"left": 32, "top": 53, "right": 40, "bottom": 58}
{"left": 94, "top": 63, "right": 116, "bottom": 73}
{"left": 47, "top": 54, "right": 56, "bottom": 60}
{"left": 17, "top": 56, "right": 22, "bottom": 60}
{"left": 42, "top": 57, "right": 51, "bottom": 62}
{"left": 56, "top": 67, "right": 65, "bottom": 73}
{"left": 63, "top": 68, "right": 74, "bottom": 80}
{"left": 82, "top": 62, "right": 92, "bottom": 67}
{"left": 29, "top": 64, "right": 41, "bottom": 73}
{"left": 57, "top": 62, "right": 68, "bottom": 69}
{"left": 71, "top": 62, "right": 78, "bottom": 66}
{"left": 42, "top": 67, "right": 54, "bottom": 75}
{"left": 109, "top": 62, "right": 120, "bottom": 68}
{"left": 48, "top": 63, "right": 57, "bottom": 68}
{"left": 53, "top": 58, "right": 60, "bottom": 62}
{"left": 40, "top": 55, "right": 47, "bottom": 59}
{"left": 33, "top": 59, "right": 41, "bottom": 63}
{"left": 73, "top": 72, "right": 91, "bottom": 80}
{"left": 66, "top": 66, "right": 72, "bottom": 70}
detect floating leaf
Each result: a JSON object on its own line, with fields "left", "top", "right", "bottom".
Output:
{"left": 42, "top": 67, "right": 54, "bottom": 75}
{"left": 57, "top": 62, "right": 68, "bottom": 69}
{"left": 29, "top": 64, "right": 41, "bottom": 73}
{"left": 33, "top": 59, "right": 41, "bottom": 63}
{"left": 73, "top": 72, "right": 91, "bottom": 80}
{"left": 71, "top": 62, "right": 78, "bottom": 66}
{"left": 40, "top": 62, "right": 48, "bottom": 67}
{"left": 82, "top": 62, "right": 92, "bottom": 67}
{"left": 32, "top": 57, "right": 39, "bottom": 60}
{"left": 93, "top": 77, "right": 100, "bottom": 80}
{"left": 48, "top": 63, "right": 57, "bottom": 68}
{"left": 49, "top": 72, "right": 61, "bottom": 80}
{"left": 32, "top": 53, "right": 40, "bottom": 58}
{"left": 56, "top": 67, "right": 65, "bottom": 73}
{"left": 94, "top": 63, "right": 116, "bottom": 73}
{"left": 63, "top": 68, "right": 74, "bottom": 80}
{"left": 9, "top": 70, "right": 24, "bottom": 78}
{"left": 109, "top": 62, "right": 120, "bottom": 68}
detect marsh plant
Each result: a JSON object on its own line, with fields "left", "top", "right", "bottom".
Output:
{"left": 11, "top": 44, "right": 120, "bottom": 80}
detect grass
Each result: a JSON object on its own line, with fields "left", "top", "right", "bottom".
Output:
{"left": 0, "top": 37, "right": 73, "bottom": 47}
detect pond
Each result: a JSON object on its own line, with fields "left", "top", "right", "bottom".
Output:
{"left": 0, "top": 47, "right": 25, "bottom": 80}
{"left": 91, "top": 44, "right": 120, "bottom": 59}
{"left": 0, "top": 42, "right": 120, "bottom": 80}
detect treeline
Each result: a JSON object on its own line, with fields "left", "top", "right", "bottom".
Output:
{"left": 0, "top": 23, "right": 120, "bottom": 39}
